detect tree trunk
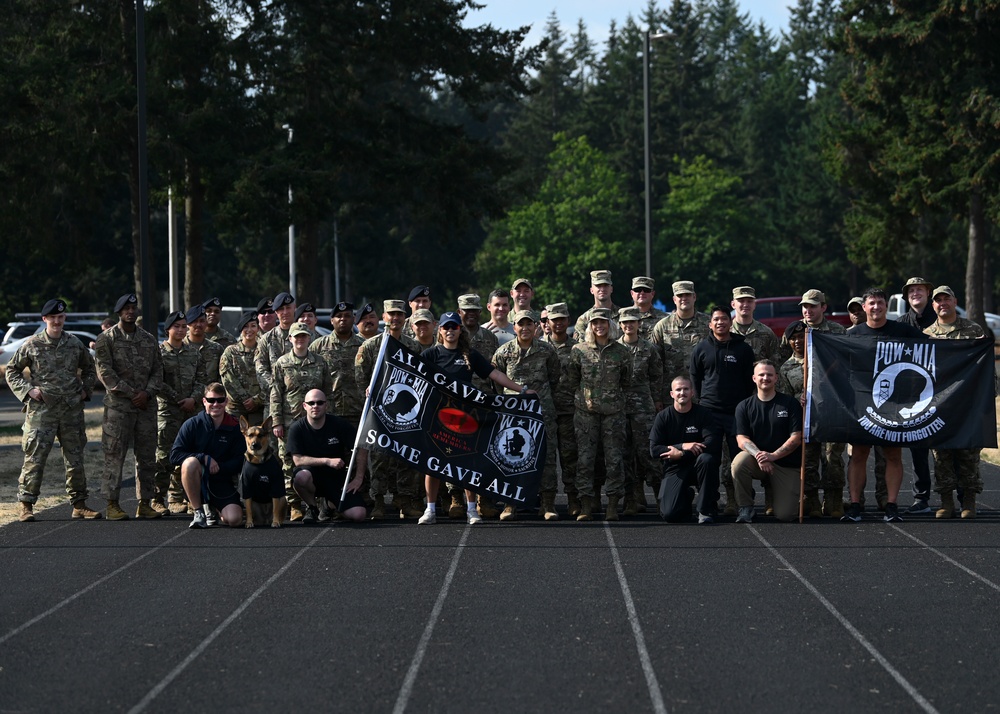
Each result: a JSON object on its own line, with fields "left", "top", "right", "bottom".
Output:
{"left": 965, "top": 190, "right": 986, "bottom": 326}
{"left": 184, "top": 159, "right": 204, "bottom": 307}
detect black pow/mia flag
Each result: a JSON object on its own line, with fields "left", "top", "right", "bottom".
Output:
{"left": 805, "top": 332, "right": 997, "bottom": 449}
{"left": 360, "top": 335, "right": 546, "bottom": 506}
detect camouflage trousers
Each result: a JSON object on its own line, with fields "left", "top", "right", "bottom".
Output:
{"left": 804, "top": 442, "right": 846, "bottom": 493}
{"left": 101, "top": 403, "right": 156, "bottom": 501}
{"left": 276, "top": 436, "right": 300, "bottom": 509}
{"left": 574, "top": 410, "right": 626, "bottom": 498}
{"left": 623, "top": 412, "right": 658, "bottom": 490}
{"left": 156, "top": 406, "right": 191, "bottom": 503}
{"left": 18, "top": 398, "right": 88, "bottom": 504}
{"left": 369, "top": 450, "right": 421, "bottom": 500}
{"left": 932, "top": 449, "right": 982, "bottom": 494}
{"left": 555, "top": 413, "right": 578, "bottom": 496}
{"left": 538, "top": 413, "right": 558, "bottom": 495}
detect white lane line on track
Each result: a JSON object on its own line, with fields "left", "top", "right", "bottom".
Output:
{"left": 747, "top": 526, "right": 939, "bottom": 714}
{"left": 392, "top": 525, "right": 471, "bottom": 714}
{"left": 128, "top": 528, "right": 329, "bottom": 714}
{"left": 0, "top": 530, "right": 189, "bottom": 647}
{"left": 604, "top": 524, "right": 668, "bottom": 714}
{"left": 889, "top": 525, "right": 1000, "bottom": 592}
{"left": 1, "top": 521, "right": 75, "bottom": 548}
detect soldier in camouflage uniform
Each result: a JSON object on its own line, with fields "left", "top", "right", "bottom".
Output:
{"left": 574, "top": 270, "right": 623, "bottom": 341}
{"left": 183, "top": 304, "right": 225, "bottom": 387}
{"left": 256, "top": 296, "right": 277, "bottom": 334}
{"left": 157, "top": 311, "right": 206, "bottom": 515}
{"left": 459, "top": 294, "right": 499, "bottom": 394}
{"left": 617, "top": 307, "right": 663, "bottom": 515}
{"left": 730, "top": 286, "right": 782, "bottom": 364}
{"left": 630, "top": 276, "right": 668, "bottom": 341}
{"left": 311, "top": 301, "right": 366, "bottom": 428}
{"left": 492, "top": 309, "right": 561, "bottom": 520}
{"left": 924, "top": 286, "right": 987, "bottom": 519}
{"left": 93, "top": 293, "right": 164, "bottom": 520}
{"left": 355, "top": 302, "right": 379, "bottom": 341}
{"left": 484, "top": 288, "right": 515, "bottom": 345}
{"left": 410, "top": 308, "right": 437, "bottom": 352}
{"left": 6, "top": 299, "right": 100, "bottom": 522}
{"left": 543, "top": 302, "right": 581, "bottom": 516}
{"left": 402, "top": 285, "right": 432, "bottom": 340}
{"left": 270, "top": 322, "right": 334, "bottom": 517}
{"left": 650, "top": 280, "right": 708, "bottom": 400}
{"left": 203, "top": 297, "right": 236, "bottom": 348}
{"left": 566, "top": 308, "right": 632, "bottom": 521}
{"left": 353, "top": 300, "right": 425, "bottom": 519}
{"left": 220, "top": 310, "right": 266, "bottom": 426}
{"left": 256, "top": 292, "right": 296, "bottom": 408}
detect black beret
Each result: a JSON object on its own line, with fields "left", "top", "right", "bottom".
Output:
{"left": 408, "top": 285, "right": 430, "bottom": 302}
{"left": 184, "top": 305, "right": 206, "bottom": 323}
{"left": 235, "top": 310, "right": 257, "bottom": 334}
{"left": 113, "top": 293, "right": 138, "bottom": 313}
{"left": 783, "top": 320, "right": 807, "bottom": 340}
{"left": 256, "top": 297, "right": 274, "bottom": 314}
{"left": 355, "top": 303, "right": 374, "bottom": 321}
{"left": 202, "top": 297, "right": 222, "bottom": 309}
{"left": 41, "top": 299, "right": 67, "bottom": 317}
{"left": 273, "top": 292, "right": 295, "bottom": 308}
{"left": 164, "top": 311, "right": 186, "bottom": 330}
{"left": 333, "top": 301, "right": 355, "bottom": 315}
{"left": 294, "top": 303, "right": 316, "bottom": 320}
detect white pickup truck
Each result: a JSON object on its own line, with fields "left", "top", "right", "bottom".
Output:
{"left": 887, "top": 293, "right": 1000, "bottom": 343}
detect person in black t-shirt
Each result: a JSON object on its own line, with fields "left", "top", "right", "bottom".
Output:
{"left": 650, "top": 376, "right": 720, "bottom": 523}
{"left": 287, "top": 388, "right": 366, "bottom": 522}
{"left": 732, "top": 360, "right": 803, "bottom": 523}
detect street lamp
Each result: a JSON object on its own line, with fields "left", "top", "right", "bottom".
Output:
{"left": 643, "top": 30, "right": 672, "bottom": 279}
{"left": 283, "top": 124, "right": 296, "bottom": 296}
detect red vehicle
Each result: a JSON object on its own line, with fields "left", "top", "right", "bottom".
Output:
{"left": 751, "top": 297, "right": 853, "bottom": 334}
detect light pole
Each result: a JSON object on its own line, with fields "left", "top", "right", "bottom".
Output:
{"left": 643, "top": 30, "right": 671, "bottom": 279}
{"left": 283, "top": 124, "right": 296, "bottom": 296}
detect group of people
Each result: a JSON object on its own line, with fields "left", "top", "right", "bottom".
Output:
{"left": 5, "top": 271, "right": 990, "bottom": 528}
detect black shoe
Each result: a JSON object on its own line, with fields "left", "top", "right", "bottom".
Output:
{"left": 883, "top": 502, "right": 903, "bottom": 523}
{"left": 905, "top": 499, "right": 931, "bottom": 515}
{"left": 840, "top": 502, "right": 862, "bottom": 523}
{"left": 302, "top": 504, "right": 319, "bottom": 524}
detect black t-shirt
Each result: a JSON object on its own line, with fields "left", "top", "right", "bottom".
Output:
{"left": 239, "top": 456, "right": 285, "bottom": 503}
{"left": 847, "top": 321, "right": 924, "bottom": 339}
{"left": 734, "top": 391, "right": 803, "bottom": 467}
{"left": 286, "top": 414, "right": 353, "bottom": 478}
{"left": 649, "top": 403, "right": 719, "bottom": 460}
{"left": 420, "top": 345, "right": 493, "bottom": 384}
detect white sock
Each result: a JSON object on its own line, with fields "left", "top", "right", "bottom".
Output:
{"left": 426, "top": 502, "right": 436, "bottom": 513}
{"left": 467, "top": 502, "right": 478, "bottom": 513}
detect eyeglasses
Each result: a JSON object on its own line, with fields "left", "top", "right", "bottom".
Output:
{"left": 204, "top": 396, "right": 227, "bottom": 404}
{"left": 633, "top": 288, "right": 652, "bottom": 294}
{"left": 441, "top": 324, "right": 461, "bottom": 331}
{"left": 304, "top": 400, "right": 326, "bottom": 406}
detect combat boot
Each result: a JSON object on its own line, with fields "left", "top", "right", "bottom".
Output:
{"left": 477, "top": 496, "right": 500, "bottom": 519}
{"left": 148, "top": 498, "right": 169, "bottom": 517}
{"left": 961, "top": 492, "right": 977, "bottom": 520}
{"left": 567, "top": 493, "right": 582, "bottom": 518}
{"left": 106, "top": 501, "right": 129, "bottom": 521}
{"left": 764, "top": 483, "right": 775, "bottom": 516}
{"left": 634, "top": 481, "right": 648, "bottom": 513}
{"left": 397, "top": 496, "right": 425, "bottom": 520}
{"left": 576, "top": 496, "right": 594, "bottom": 522}
{"left": 622, "top": 492, "right": 638, "bottom": 516}
{"left": 936, "top": 492, "right": 956, "bottom": 519}
{"left": 823, "top": 493, "right": 845, "bottom": 519}
{"left": 18, "top": 502, "right": 35, "bottom": 522}
{"left": 168, "top": 500, "right": 188, "bottom": 515}
{"left": 605, "top": 495, "right": 620, "bottom": 522}
{"left": 71, "top": 500, "right": 102, "bottom": 520}
{"left": 540, "top": 493, "right": 559, "bottom": 521}
{"left": 135, "top": 500, "right": 163, "bottom": 519}
{"left": 370, "top": 498, "right": 386, "bottom": 520}
{"left": 448, "top": 492, "right": 465, "bottom": 519}
{"left": 805, "top": 490, "right": 823, "bottom": 519}
{"left": 500, "top": 504, "right": 517, "bottom": 521}
{"left": 724, "top": 483, "right": 739, "bottom": 517}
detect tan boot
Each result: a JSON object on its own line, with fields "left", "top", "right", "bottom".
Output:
{"left": 634, "top": 481, "right": 648, "bottom": 513}
{"left": 605, "top": 495, "right": 620, "bottom": 522}
{"left": 370, "top": 498, "right": 385, "bottom": 520}
{"left": 764, "top": 483, "right": 775, "bottom": 516}
{"left": 477, "top": 496, "right": 500, "bottom": 519}
{"left": 936, "top": 492, "right": 956, "bottom": 519}
{"left": 805, "top": 491, "right": 823, "bottom": 519}
{"left": 135, "top": 500, "right": 163, "bottom": 519}
{"left": 448, "top": 493, "right": 465, "bottom": 519}
{"left": 289, "top": 504, "right": 305, "bottom": 522}
{"left": 106, "top": 500, "right": 129, "bottom": 521}
{"left": 541, "top": 493, "right": 559, "bottom": 521}
{"left": 71, "top": 500, "right": 102, "bottom": 520}
{"left": 148, "top": 498, "right": 169, "bottom": 517}
{"left": 18, "top": 502, "right": 35, "bottom": 522}
{"left": 622, "top": 492, "right": 638, "bottom": 516}
{"left": 823, "top": 493, "right": 845, "bottom": 519}
{"left": 168, "top": 500, "right": 188, "bottom": 515}
{"left": 397, "top": 496, "right": 425, "bottom": 520}
{"left": 500, "top": 504, "right": 517, "bottom": 521}
{"left": 567, "top": 493, "right": 582, "bottom": 518}
{"left": 576, "top": 496, "right": 594, "bottom": 522}
{"left": 961, "top": 492, "right": 977, "bottom": 520}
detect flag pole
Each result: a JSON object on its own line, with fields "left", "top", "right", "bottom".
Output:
{"left": 799, "top": 328, "right": 810, "bottom": 523}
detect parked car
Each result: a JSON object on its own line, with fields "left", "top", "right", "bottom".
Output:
{"left": 0, "top": 329, "right": 97, "bottom": 384}
{"left": 749, "top": 297, "right": 853, "bottom": 335}
{"left": 887, "top": 293, "right": 1000, "bottom": 343}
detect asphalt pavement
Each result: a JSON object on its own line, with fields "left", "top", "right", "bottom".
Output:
{"left": 2, "top": 460, "right": 999, "bottom": 714}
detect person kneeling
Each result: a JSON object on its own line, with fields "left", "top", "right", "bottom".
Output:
{"left": 171, "top": 383, "right": 245, "bottom": 528}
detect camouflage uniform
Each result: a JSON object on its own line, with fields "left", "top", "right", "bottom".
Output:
{"left": 311, "top": 332, "right": 366, "bottom": 426}
{"left": 566, "top": 338, "right": 632, "bottom": 498}
{"left": 617, "top": 334, "right": 663, "bottom": 495}
{"left": 491, "top": 338, "right": 561, "bottom": 495}
{"left": 925, "top": 316, "right": 986, "bottom": 496}
{"left": 184, "top": 336, "right": 224, "bottom": 385}
{"left": 94, "top": 324, "right": 163, "bottom": 501}
{"left": 206, "top": 326, "right": 237, "bottom": 349}
{"left": 6, "top": 331, "right": 96, "bottom": 505}
{"left": 574, "top": 302, "right": 623, "bottom": 342}
{"left": 468, "top": 326, "right": 500, "bottom": 394}
{"left": 255, "top": 324, "right": 293, "bottom": 398}
{"left": 544, "top": 332, "right": 579, "bottom": 499}
{"left": 650, "top": 311, "right": 709, "bottom": 399}
{"left": 731, "top": 319, "right": 781, "bottom": 364}
{"left": 157, "top": 342, "right": 206, "bottom": 504}
{"left": 220, "top": 340, "right": 266, "bottom": 425}
{"left": 636, "top": 307, "right": 669, "bottom": 341}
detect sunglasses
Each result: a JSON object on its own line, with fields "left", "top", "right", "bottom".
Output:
{"left": 633, "top": 287, "right": 652, "bottom": 294}
{"left": 304, "top": 400, "right": 326, "bottom": 406}
{"left": 540, "top": 317, "right": 548, "bottom": 323}
{"left": 204, "top": 396, "right": 227, "bottom": 404}
{"left": 441, "top": 324, "right": 461, "bottom": 330}
{"left": 260, "top": 309, "right": 275, "bottom": 315}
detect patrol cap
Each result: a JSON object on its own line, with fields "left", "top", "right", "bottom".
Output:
{"left": 799, "top": 289, "right": 826, "bottom": 306}
{"left": 902, "top": 276, "right": 934, "bottom": 296}
{"left": 113, "top": 293, "right": 138, "bottom": 313}
{"left": 383, "top": 300, "right": 407, "bottom": 314}
{"left": 202, "top": 297, "right": 222, "bottom": 309}
{"left": 732, "top": 286, "right": 756, "bottom": 299}
{"left": 672, "top": 281, "right": 695, "bottom": 296}
{"left": 273, "top": 292, "right": 295, "bottom": 308}
{"left": 184, "top": 304, "right": 206, "bottom": 323}
{"left": 411, "top": 308, "right": 435, "bottom": 324}
{"left": 438, "top": 311, "right": 462, "bottom": 328}
{"left": 235, "top": 310, "right": 257, "bottom": 333}
{"left": 294, "top": 302, "right": 316, "bottom": 320}
{"left": 354, "top": 303, "right": 374, "bottom": 321}
{"left": 511, "top": 278, "right": 532, "bottom": 291}
{"left": 256, "top": 297, "right": 274, "bottom": 314}
{"left": 40, "top": 299, "right": 67, "bottom": 317}
{"left": 458, "top": 294, "right": 482, "bottom": 310}
{"left": 164, "top": 311, "right": 186, "bottom": 330}
{"left": 546, "top": 302, "right": 570, "bottom": 319}
{"left": 932, "top": 285, "right": 956, "bottom": 300}
{"left": 631, "top": 276, "right": 655, "bottom": 291}
{"left": 591, "top": 270, "right": 613, "bottom": 286}
{"left": 331, "top": 301, "right": 354, "bottom": 316}
{"left": 847, "top": 296, "right": 864, "bottom": 312}
{"left": 288, "top": 322, "right": 311, "bottom": 338}
{"left": 618, "top": 307, "right": 641, "bottom": 322}
{"left": 511, "top": 309, "right": 538, "bottom": 324}
{"left": 783, "top": 320, "right": 807, "bottom": 340}
{"left": 589, "top": 308, "right": 613, "bottom": 322}
{"left": 408, "top": 285, "right": 430, "bottom": 302}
